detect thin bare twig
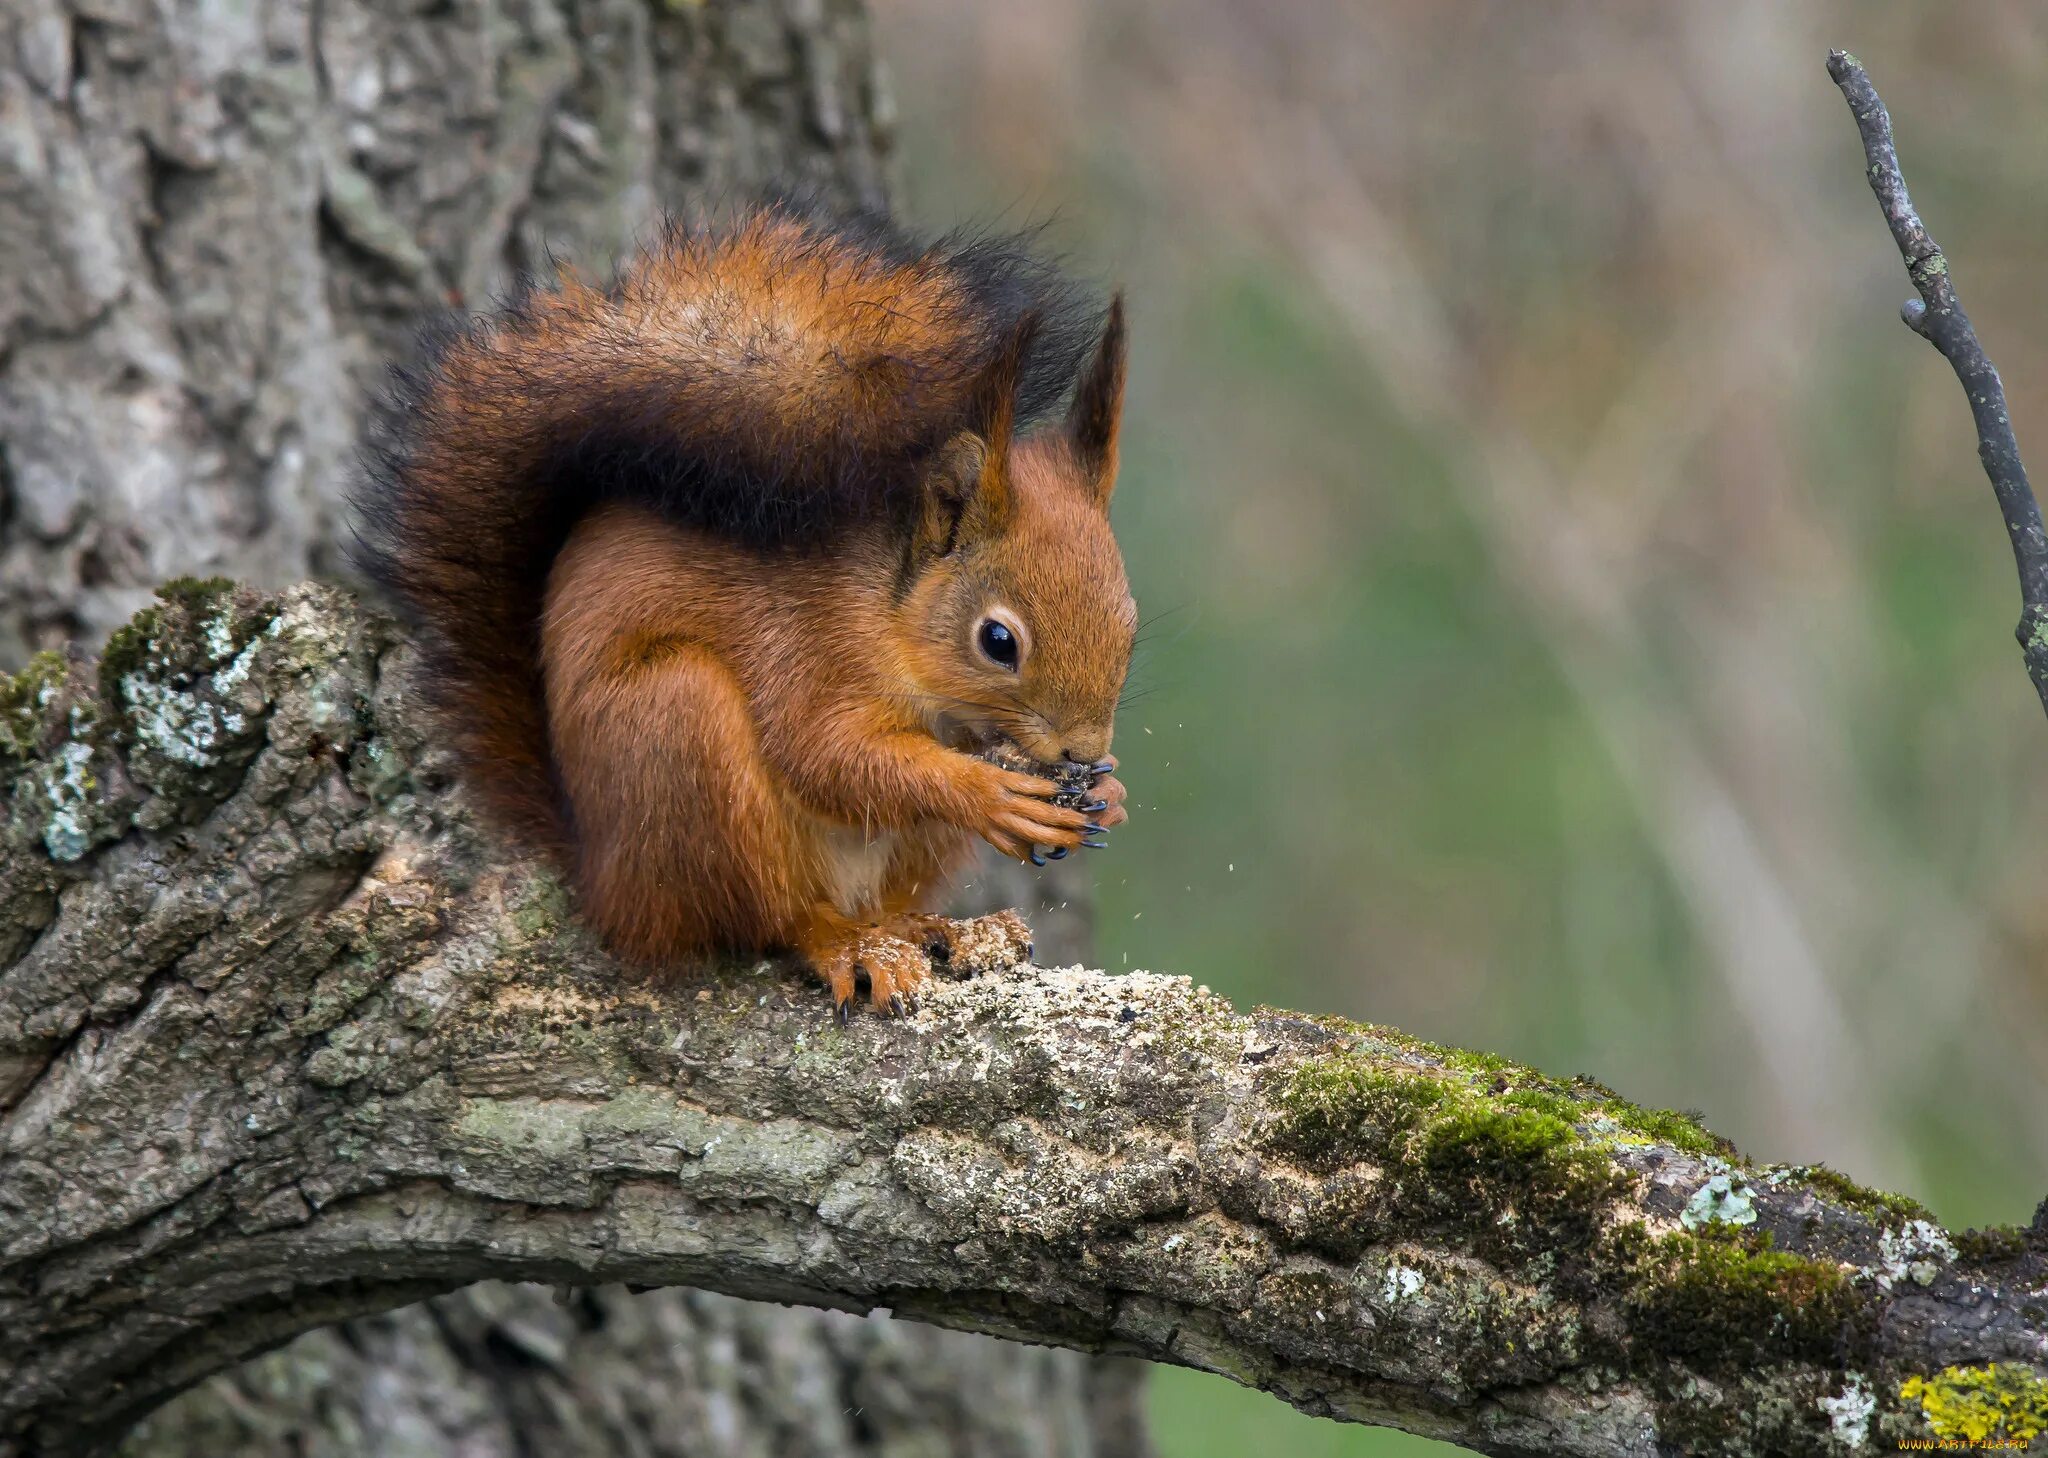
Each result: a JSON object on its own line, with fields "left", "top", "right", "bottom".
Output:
{"left": 1829, "top": 49, "right": 2048, "bottom": 719}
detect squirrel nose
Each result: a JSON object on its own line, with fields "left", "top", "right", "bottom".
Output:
{"left": 1061, "top": 737, "right": 1108, "bottom": 765}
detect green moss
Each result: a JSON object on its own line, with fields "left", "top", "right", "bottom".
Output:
{"left": 1559, "top": 1074, "right": 1727, "bottom": 1155}
{"left": 1798, "top": 1163, "right": 1932, "bottom": 1227}
{"left": 96, "top": 616, "right": 155, "bottom": 705}
{"left": 97, "top": 578, "right": 263, "bottom": 704}
{"left": 1265, "top": 1050, "right": 1633, "bottom": 1276}
{"left": 1269, "top": 1050, "right": 1589, "bottom": 1168}
{"left": 1626, "top": 1228, "right": 1863, "bottom": 1369}
{"left": 153, "top": 575, "right": 237, "bottom": 612}
{"left": 1404, "top": 1034, "right": 1517, "bottom": 1077}
{"left": 89, "top": 581, "right": 279, "bottom": 819}
{"left": 292, "top": 952, "right": 394, "bottom": 1037}
{"left": 1499, "top": 1085, "right": 1580, "bottom": 1121}
{"left": 1600, "top": 1100, "right": 1728, "bottom": 1157}
{"left": 1268, "top": 1042, "right": 1729, "bottom": 1171}
{"left": 1899, "top": 1364, "right": 2048, "bottom": 1444}
{"left": 0, "top": 651, "right": 66, "bottom": 761}
{"left": 1420, "top": 1101, "right": 1575, "bottom": 1167}
{"left": 1259, "top": 1039, "right": 1748, "bottom": 1288}
{"left": 1267, "top": 1057, "right": 1454, "bottom": 1163}
{"left": 1952, "top": 1225, "right": 2031, "bottom": 1263}
{"left": 1268, "top": 1049, "right": 1582, "bottom": 1169}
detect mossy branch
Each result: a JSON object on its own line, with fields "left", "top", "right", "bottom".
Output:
{"left": 2, "top": 584, "right": 2045, "bottom": 1457}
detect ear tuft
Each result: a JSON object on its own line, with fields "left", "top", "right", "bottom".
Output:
{"left": 1066, "top": 293, "right": 1127, "bottom": 504}
{"left": 951, "top": 311, "right": 1041, "bottom": 541}
{"left": 971, "top": 309, "right": 1042, "bottom": 468}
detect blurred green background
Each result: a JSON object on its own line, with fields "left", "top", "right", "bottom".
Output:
{"left": 871, "top": 3, "right": 2048, "bottom": 1453}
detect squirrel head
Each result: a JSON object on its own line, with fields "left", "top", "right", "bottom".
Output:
{"left": 895, "top": 300, "right": 1135, "bottom": 766}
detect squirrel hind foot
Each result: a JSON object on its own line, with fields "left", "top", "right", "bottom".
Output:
{"left": 806, "top": 923, "right": 932, "bottom": 1020}
{"left": 802, "top": 910, "right": 1036, "bottom": 1019}
{"left": 906, "top": 909, "right": 1035, "bottom": 981}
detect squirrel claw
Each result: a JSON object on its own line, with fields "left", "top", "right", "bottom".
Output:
{"left": 834, "top": 995, "right": 854, "bottom": 1026}
{"left": 1080, "top": 838, "right": 1108, "bottom": 850}
{"left": 1090, "top": 760, "right": 1116, "bottom": 776}
{"left": 1080, "top": 799, "right": 1109, "bottom": 814}
{"left": 888, "top": 993, "right": 907, "bottom": 1019}
{"left": 1047, "top": 846, "right": 1069, "bottom": 860}
{"left": 1029, "top": 848, "right": 1047, "bottom": 866}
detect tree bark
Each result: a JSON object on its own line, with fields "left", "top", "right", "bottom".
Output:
{"left": 0, "top": 0, "right": 890, "bottom": 660}
{"left": 0, "top": 0, "right": 1137, "bottom": 1451}
{"left": 117, "top": 1282, "right": 1148, "bottom": 1458}
{"left": 5, "top": 582, "right": 2046, "bottom": 1458}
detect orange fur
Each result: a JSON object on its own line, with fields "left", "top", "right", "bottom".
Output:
{"left": 354, "top": 204, "right": 1135, "bottom": 1014}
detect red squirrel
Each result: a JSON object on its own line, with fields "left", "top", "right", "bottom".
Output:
{"left": 352, "top": 203, "right": 1135, "bottom": 1018}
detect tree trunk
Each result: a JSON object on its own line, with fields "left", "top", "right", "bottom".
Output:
{"left": 0, "top": 0, "right": 1143, "bottom": 1450}
{"left": 0, "top": 0, "right": 892, "bottom": 661}
{"left": 118, "top": 1283, "right": 1149, "bottom": 1458}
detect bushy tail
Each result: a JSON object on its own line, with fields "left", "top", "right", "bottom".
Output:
{"left": 348, "top": 200, "right": 1101, "bottom": 854}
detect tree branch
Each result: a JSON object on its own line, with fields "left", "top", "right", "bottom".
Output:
{"left": 1829, "top": 49, "right": 2048, "bottom": 719}
{"left": 3, "top": 582, "right": 2046, "bottom": 1456}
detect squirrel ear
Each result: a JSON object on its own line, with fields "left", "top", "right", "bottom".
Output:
{"left": 916, "top": 311, "right": 1039, "bottom": 558}
{"left": 1066, "top": 293, "right": 1127, "bottom": 505}
{"left": 913, "top": 431, "right": 989, "bottom": 560}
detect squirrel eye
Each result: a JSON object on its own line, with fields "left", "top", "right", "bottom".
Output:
{"left": 977, "top": 618, "right": 1020, "bottom": 670}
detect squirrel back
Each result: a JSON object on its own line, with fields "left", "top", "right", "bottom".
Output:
{"left": 350, "top": 203, "right": 1105, "bottom": 857}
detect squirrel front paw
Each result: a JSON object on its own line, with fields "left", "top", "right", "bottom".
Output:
{"left": 1084, "top": 754, "right": 1129, "bottom": 832}
{"left": 959, "top": 760, "right": 1103, "bottom": 862}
